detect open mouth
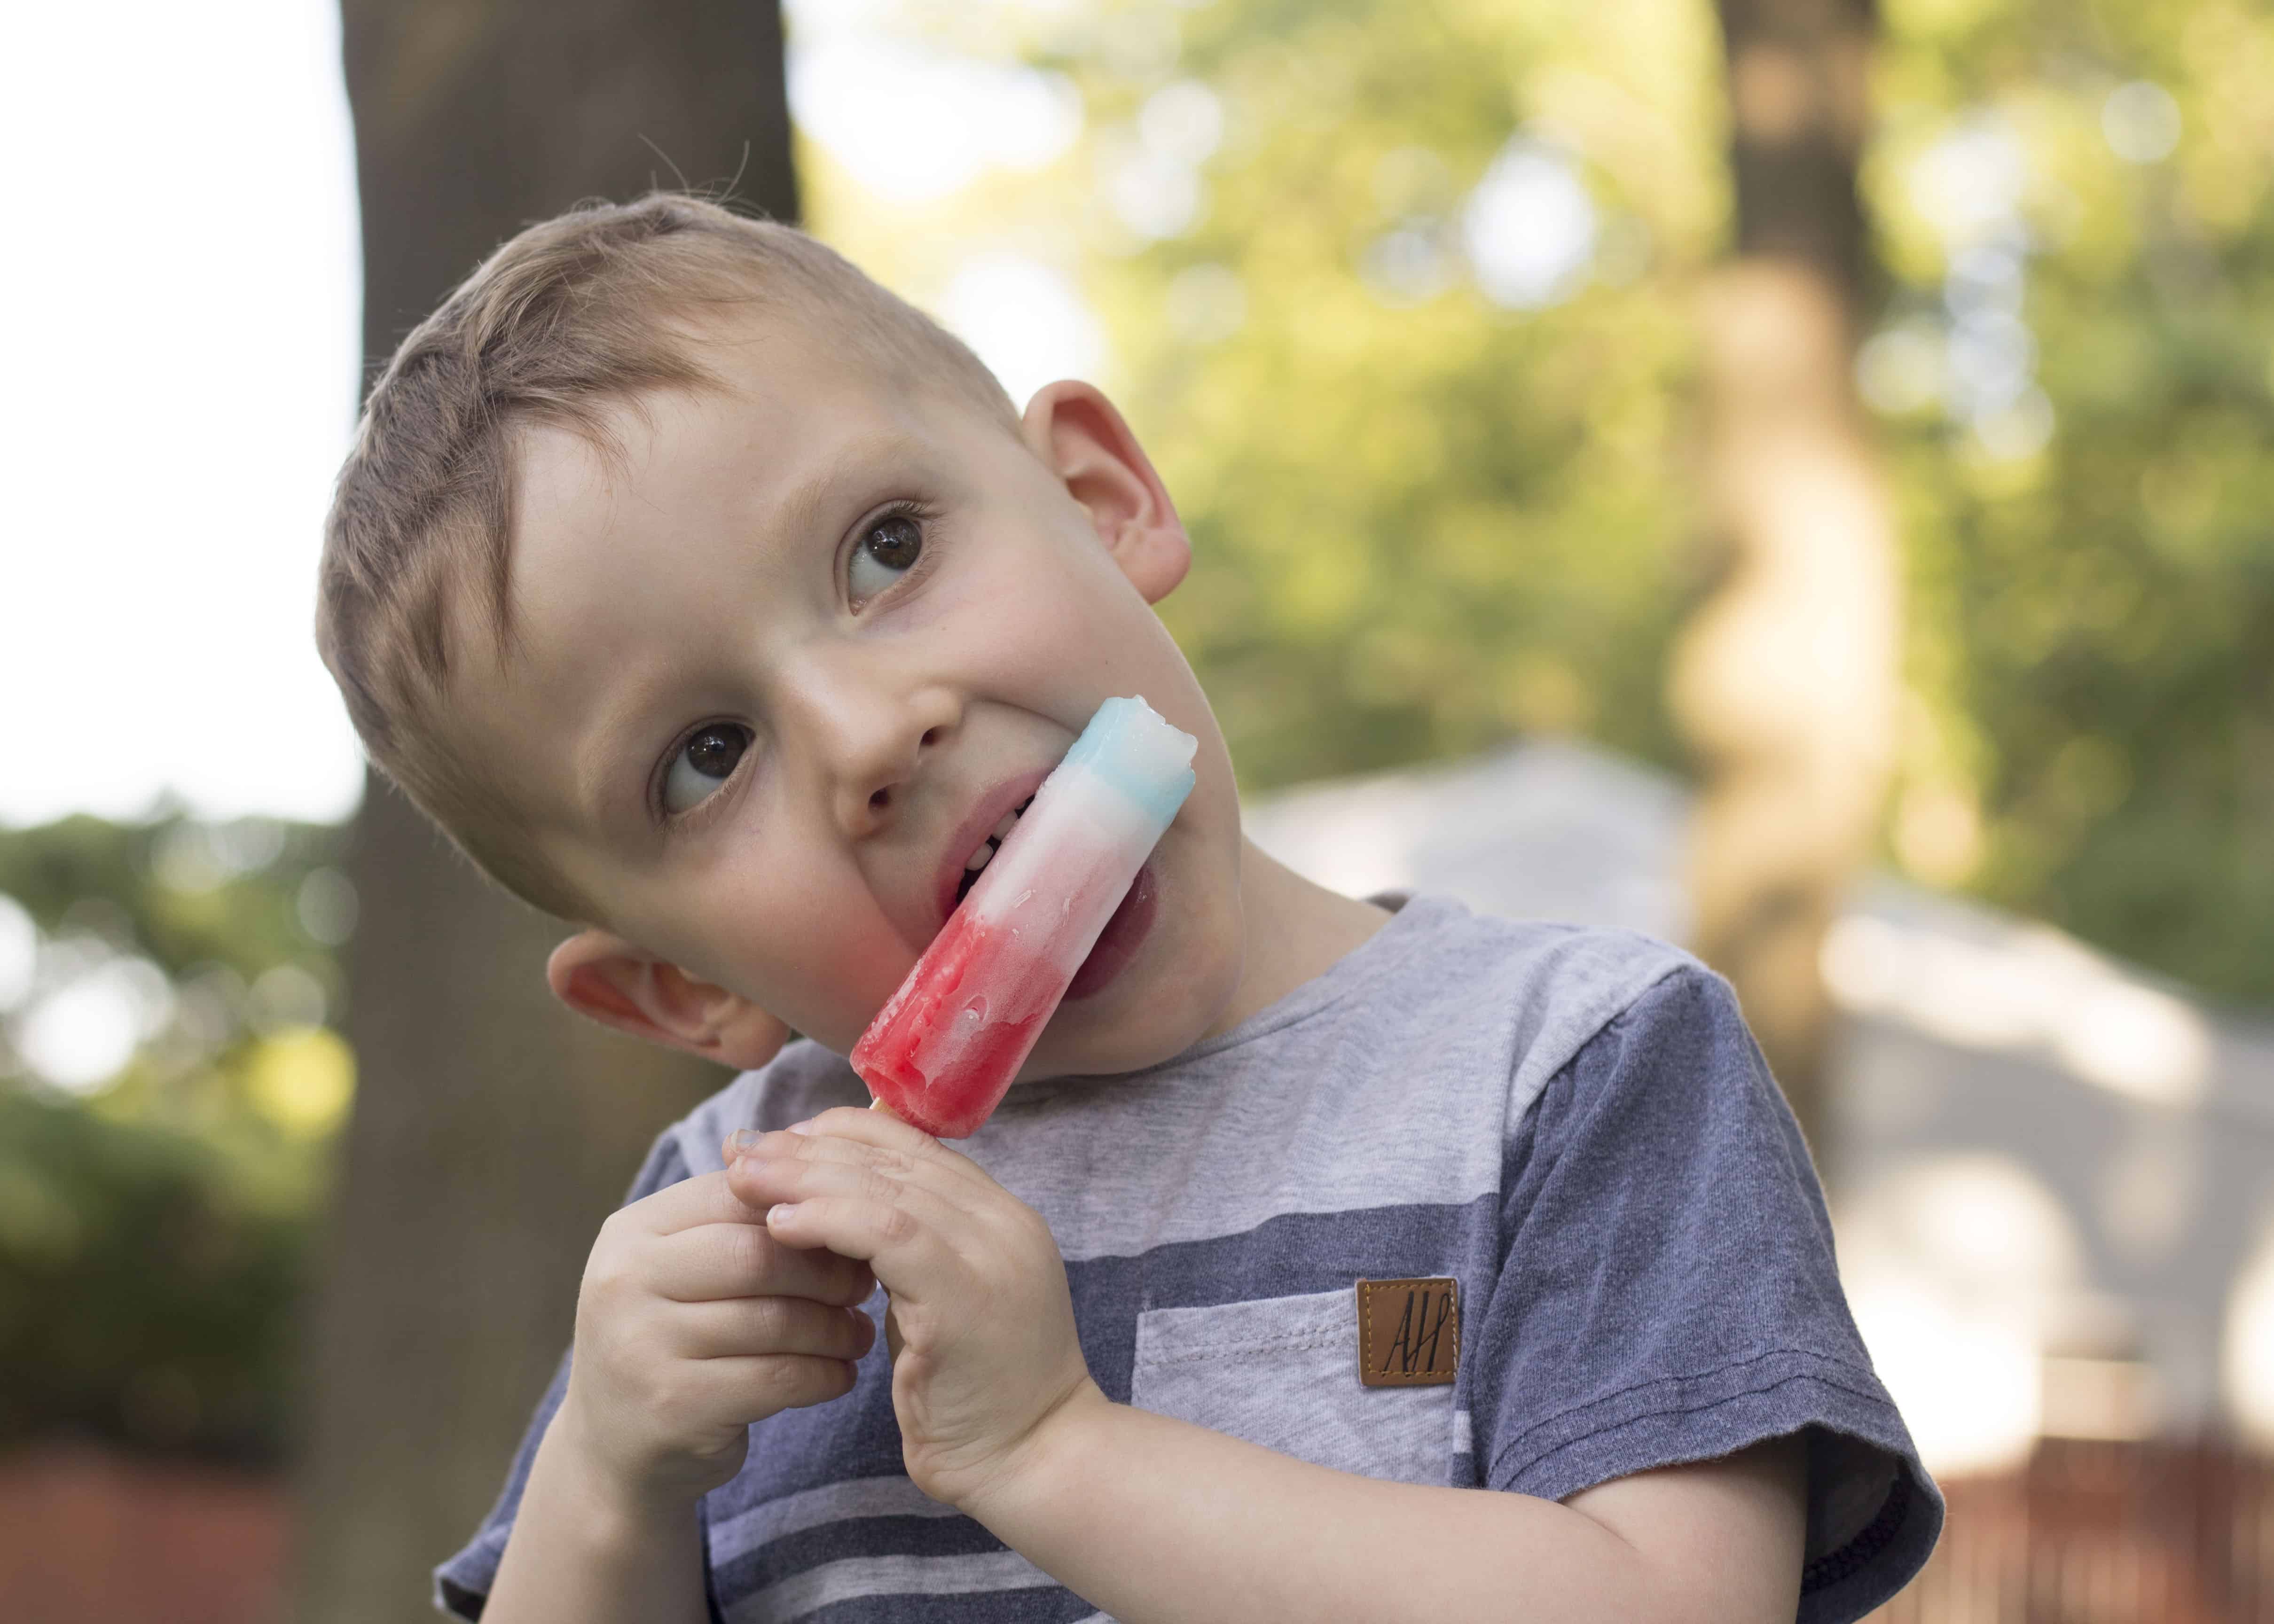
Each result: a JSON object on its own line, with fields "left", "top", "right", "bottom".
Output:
{"left": 953, "top": 795, "right": 1034, "bottom": 907}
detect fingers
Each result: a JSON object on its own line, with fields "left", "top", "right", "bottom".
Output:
{"left": 644, "top": 1218, "right": 876, "bottom": 1306}
{"left": 628, "top": 1167, "right": 776, "bottom": 1236}
{"left": 684, "top": 1352, "right": 863, "bottom": 1417}
{"left": 727, "top": 1112, "right": 1001, "bottom": 1206}
{"left": 793, "top": 1104, "right": 978, "bottom": 1166}
{"left": 737, "top": 1151, "right": 972, "bottom": 1273}
{"left": 731, "top": 1147, "right": 978, "bottom": 1232}
{"left": 723, "top": 1109, "right": 1046, "bottom": 1304}
{"left": 669, "top": 1294, "right": 878, "bottom": 1364}
{"left": 743, "top": 1106, "right": 985, "bottom": 1176}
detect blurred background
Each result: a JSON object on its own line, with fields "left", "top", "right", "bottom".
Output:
{"left": 1, "top": 0, "right": 2269, "bottom": 1618}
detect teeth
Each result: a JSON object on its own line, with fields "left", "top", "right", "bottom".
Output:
{"left": 957, "top": 801, "right": 1028, "bottom": 894}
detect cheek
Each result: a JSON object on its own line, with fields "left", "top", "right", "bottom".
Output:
{"left": 964, "top": 539, "right": 1181, "bottom": 705}
{"left": 674, "top": 845, "right": 909, "bottom": 1052}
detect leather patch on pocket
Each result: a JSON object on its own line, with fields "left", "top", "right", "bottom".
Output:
{"left": 1356, "top": 1277, "right": 1459, "bottom": 1387}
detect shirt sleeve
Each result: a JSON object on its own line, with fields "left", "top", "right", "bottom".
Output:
{"left": 1472, "top": 962, "right": 1943, "bottom": 1624}
{"left": 431, "top": 1129, "right": 704, "bottom": 1621}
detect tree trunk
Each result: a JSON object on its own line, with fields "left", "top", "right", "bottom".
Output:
{"left": 292, "top": 8, "right": 794, "bottom": 1621}
{"left": 1670, "top": 0, "right": 1897, "bottom": 1154}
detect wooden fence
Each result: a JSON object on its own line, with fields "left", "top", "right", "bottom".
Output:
{"left": 0, "top": 1442, "right": 286, "bottom": 1624}
{"left": 1870, "top": 1438, "right": 2274, "bottom": 1624}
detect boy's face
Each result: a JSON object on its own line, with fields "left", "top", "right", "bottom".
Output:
{"left": 453, "top": 313, "right": 1248, "bottom": 1079}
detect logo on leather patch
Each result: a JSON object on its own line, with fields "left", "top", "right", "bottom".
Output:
{"left": 1356, "top": 1277, "right": 1459, "bottom": 1386}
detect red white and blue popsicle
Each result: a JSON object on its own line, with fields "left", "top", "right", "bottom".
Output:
{"left": 849, "top": 696, "right": 1198, "bottom": 1138}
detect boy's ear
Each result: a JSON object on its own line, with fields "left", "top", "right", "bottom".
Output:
{"left": 1019, "top": 380, "right": 1191, "bottom": 604}
{"left": 546, "top": 929, "right": 792, "bottom": 1071}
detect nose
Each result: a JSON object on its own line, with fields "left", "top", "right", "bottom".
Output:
{"left": 782, "top": 651, "right": 961, "bottom": 839}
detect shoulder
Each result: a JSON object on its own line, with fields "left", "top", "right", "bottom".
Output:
{"left": 1366, "top": 893, "right": 1700, "bottom": 1014}
{"left": 1501, "top": 945, "right": 1818, "bottom": 1247}
{"left": 623, "top": 1039, "right": 867, "bottom": 1201}
{"left": 1520, "top": 950, "right": 1777, "bottom": 1146}
{"left": 1357, "top": 894, "right": 1711, "bottom": 1118}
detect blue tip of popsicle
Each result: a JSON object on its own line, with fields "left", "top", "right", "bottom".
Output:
{"left": 1060, "top": 696, "right": 1199, "bottom": 828}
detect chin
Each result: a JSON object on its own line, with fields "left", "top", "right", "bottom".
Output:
{"left": 1027, "top": 886, "right": 1242, "bottom": 1079}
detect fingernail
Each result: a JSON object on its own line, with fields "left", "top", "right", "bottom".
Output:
{"left": 768, "top": 1203, "right": 798, "bottom": 1225}
{"left": 786, "top": 1119, "right": 817, "bottom": 1136}
{"left": 725, "top": 1129, "right": 761, "bottom": 1155}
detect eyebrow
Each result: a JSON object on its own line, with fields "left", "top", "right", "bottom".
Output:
{"left": 565, "top": 429, "right": 941, "bottom": 835}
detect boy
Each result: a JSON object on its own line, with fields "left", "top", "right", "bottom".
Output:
{"left": 318, "top": 194, "right": 1940, "bottom": 1624}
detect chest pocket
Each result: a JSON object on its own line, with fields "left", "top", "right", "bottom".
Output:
{"left": 1129, "top": 1288, "right": 1458, "bottom": 1486}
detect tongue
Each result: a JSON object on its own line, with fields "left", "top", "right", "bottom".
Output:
{"left": 1064, "top": 864, "right": 1156, "bottom": 1000}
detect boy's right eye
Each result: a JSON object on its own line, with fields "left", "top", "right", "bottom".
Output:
{"left": 846, "top": 506, "right": 928, "bottom": 608}
{"left": 662, "top": 724, "right": 753, "bottom": 816}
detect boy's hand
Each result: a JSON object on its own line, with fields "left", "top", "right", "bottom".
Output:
{"left": 556, "top": 1167, "right": 879, "bottom": 1510}
{"left": 727, "top": 1109, "right": 1100, "bottom": 1512}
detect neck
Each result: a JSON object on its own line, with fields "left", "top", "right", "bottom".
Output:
{"left": 1204, "top": 837, "right": 1393, "bottom": 1038}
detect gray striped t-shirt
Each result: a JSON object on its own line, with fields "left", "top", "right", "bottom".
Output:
{"left": 438, "top": 894, "right": 1941, "bottom": 1623}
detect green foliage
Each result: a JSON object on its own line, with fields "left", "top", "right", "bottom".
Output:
{"left": 1868, "top": 0, "right": 2274, "bottom": 1004}
{"left": 1115, "top": 0, "right": 1704, "bottom": 787}
{"left": 0, "top": 812, "right": 353, "bottom": 1460}
{"left": 0, "top": 812, "right": 343, "bottom": 996}
{"left": 0, "top": 1089, "right": 304, "bottom": 1463}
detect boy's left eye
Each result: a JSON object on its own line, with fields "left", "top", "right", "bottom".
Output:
{"left": 847, "top": 510, "right": 925, "bottom": 605}
{"left": 662, "top": 723, "right": 752, "bottom": 816}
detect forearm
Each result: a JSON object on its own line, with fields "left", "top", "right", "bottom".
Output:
{"left": 480, "top": 1409, "right": 710, "bottom": 1624}
{"left": 966, "top": 1386, "right": 1666, "bottom": 1624}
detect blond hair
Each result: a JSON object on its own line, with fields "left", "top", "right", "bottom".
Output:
{"left": 316, "top": 194, "right": 1017, "bottom": 919}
